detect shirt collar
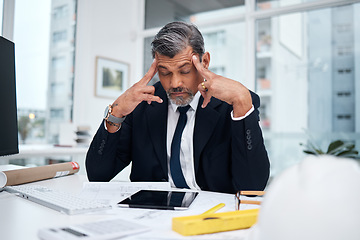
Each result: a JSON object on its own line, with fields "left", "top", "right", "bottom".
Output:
{"left": 169, "top": 91, "right": 201, "bottom": 113}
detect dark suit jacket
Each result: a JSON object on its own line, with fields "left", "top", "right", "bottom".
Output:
{"left": 86, "top": 82, "right": 270, "bottom": 194}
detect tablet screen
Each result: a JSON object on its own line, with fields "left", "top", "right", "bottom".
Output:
{"left": 118, "top": 190, "right": 198, "bottom": 210}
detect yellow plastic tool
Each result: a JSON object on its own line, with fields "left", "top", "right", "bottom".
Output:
{"left": 172, "top": 204, "right": 259, "bottom": 236}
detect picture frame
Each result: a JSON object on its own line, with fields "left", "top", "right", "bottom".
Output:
{"left": 95, "top": 56, "right": 129, "bottom": 98}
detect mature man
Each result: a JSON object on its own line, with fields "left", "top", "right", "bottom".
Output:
{"left": 86, "top": 21, "right": 270, "bottom": 194}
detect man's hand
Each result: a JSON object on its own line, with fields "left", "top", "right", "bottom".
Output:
{"left": 192, "top": 55, "right": 252, "bottom": 118}
{"left": 106, "top": 59, "right": 163, "bottom": 132}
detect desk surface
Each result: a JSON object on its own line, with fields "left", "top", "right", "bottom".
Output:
{"left": 0, "top": 174, "right": 258, "bottom": 240}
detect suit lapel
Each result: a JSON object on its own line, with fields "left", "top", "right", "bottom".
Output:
{"left": 193, "top": 97, "right": 221, "bottom": 173}
{"left": 146, "top": 86, "right": 168, "bottom": 177}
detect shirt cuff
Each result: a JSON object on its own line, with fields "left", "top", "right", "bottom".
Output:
{"left": 231, "top": 105, "right": 254, "bottom": 121}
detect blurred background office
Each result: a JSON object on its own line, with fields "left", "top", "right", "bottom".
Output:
{"left": 1, "top": 0, "right": 359, "bottom": 179}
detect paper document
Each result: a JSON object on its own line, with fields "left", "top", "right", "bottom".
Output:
{"left": 78, "top": 182, "right": 171, "bottom": 205}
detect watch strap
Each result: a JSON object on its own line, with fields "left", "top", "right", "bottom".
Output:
{"left": 104, "top": 104, "right": 126, "bottom": 125}
{"left": 107, "top": 112, "right": 125, "bottom": 124}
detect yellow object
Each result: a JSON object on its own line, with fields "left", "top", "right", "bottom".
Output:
{"left": 172, "top": 208, "right": 259, "bottom": 236}
{"left": 201, "top": 203, "right": 225, "bottom": 215}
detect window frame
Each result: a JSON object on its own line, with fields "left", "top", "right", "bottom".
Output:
{"left": 1, "top": 0, "right": 15, "bottom": 39}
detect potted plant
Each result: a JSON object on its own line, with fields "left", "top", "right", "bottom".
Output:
{"left": 300, "top": 139, "right": 359, "bottom": 160}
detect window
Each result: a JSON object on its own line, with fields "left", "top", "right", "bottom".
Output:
{"left": 50, "top": 108, "right": 64, "bottom": 119}
{"left": 203, "top": 31, "right": 226, "bottom": 47}
{"left": 50, "top": 82, "right": 65, "bottom": 96}
{"left": 53, "top": 30, "right": 67, "bottom": 43}
{"left": 13, "top": 0, "right": 51, "bottom": 144}
{"left": 144, "top": 0, "right": 360, "bottom": 177}
{"left": 255, "top": 3, "right": 360, "bottom": 174}
{"left": 143, "top": 0, "right": 246, "bottom": 86}
{"left": 0, "top": 0, "right": 3, "bottom": 34}
{"left": 51, "top": 56, "right": 66, "bottom": 70}
{"left": 13, "top": 0, "right": 77, "bottom": 145}
{"left": 53, "top": 5, "right": 68, "bottom": 19}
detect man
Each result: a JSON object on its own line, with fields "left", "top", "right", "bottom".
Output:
{"left": 86, "top": 21, "right": 270, "bottom": 194}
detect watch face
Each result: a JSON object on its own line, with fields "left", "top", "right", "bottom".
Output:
{"left": 104, "top": 106, "right": 110, "bottom": 118}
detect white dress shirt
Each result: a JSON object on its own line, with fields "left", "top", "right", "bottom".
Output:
{"left": 167, "top": 92, "right": 201, "bottom": 190}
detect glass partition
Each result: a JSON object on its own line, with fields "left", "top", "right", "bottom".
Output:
{"left": 255, "top": 3, "right": 360, "bottom": 174}
{"left": 0, "top": 0, "right": 3, "bottom": 34}
{"left": 144, "top": 1, "right": 246, "bottom": 89}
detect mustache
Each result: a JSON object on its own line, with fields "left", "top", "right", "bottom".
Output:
{"left": 167, "top": 87, "right": 192, "bottom": 94}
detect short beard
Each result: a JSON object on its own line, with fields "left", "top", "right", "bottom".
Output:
{"left": 166, "top": 87, "right": 194, "bottom": 107}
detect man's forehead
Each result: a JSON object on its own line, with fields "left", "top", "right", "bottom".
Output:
{"left": 156, "top": 47, "right": 194, "bottom": 68}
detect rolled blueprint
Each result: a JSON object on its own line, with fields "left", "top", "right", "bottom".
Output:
{"left": 0, "top": 162, "right": 80, "bottom": 188}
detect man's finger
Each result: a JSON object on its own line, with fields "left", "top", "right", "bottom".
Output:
{"left": 143, "top": 93, "right": 163, "bottom": 104}
{"left": 140, "top": 85, "right": 162, "bottom": 104}
{"left": 192, "top": 55, "right": 211, "bottom": 80}
{"left": 142, "top": 85, "right": 156, "bottom": 95}
{"left": 140, "top": 59, "right": 158, "bottom": 85}
{"left": 200, "top": 91, "right": 211, "bottom": 108}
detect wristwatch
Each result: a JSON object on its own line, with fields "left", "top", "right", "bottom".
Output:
{"left": 104, "top": 104, "right": 126, "bottom": 126}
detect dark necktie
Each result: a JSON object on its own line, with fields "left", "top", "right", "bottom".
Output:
{"left": 170, "top": 105, "right": 191, "bottom": 188}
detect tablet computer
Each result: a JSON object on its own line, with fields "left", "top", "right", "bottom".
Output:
{"left": 118, "top": 190, "right": 198, "bottom": 210}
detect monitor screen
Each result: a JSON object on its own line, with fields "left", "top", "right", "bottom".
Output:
{"left": 0, "top": 36, "right": 19, "bottom": 157}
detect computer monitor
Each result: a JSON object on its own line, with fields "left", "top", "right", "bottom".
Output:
{"left": 0, "top": 36, "right": 19, "bottom": 157}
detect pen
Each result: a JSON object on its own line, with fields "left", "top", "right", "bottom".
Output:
{"left": 239, "top": 191, "right": 265, "bottom": 196}
{"left": 201, "top": 203, "right": 225, "bottom": 215}
{"left": 239, "top": 200, "right": 262, "bottom": 205}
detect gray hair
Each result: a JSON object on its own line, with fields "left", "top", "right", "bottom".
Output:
{"left": 151, "top": 21, "right": 205, "bottom": 60}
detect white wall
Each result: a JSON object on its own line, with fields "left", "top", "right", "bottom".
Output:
{"left": 73, "top": 0, "right": 144, "bottom": 136}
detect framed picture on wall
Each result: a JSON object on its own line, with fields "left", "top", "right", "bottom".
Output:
{"left": 95, "top": 56, "right": 129, "bottom": 98}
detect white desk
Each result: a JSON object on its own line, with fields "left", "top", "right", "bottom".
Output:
{"left": 0, "top": 174, "right": 258, "bottom": 240}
